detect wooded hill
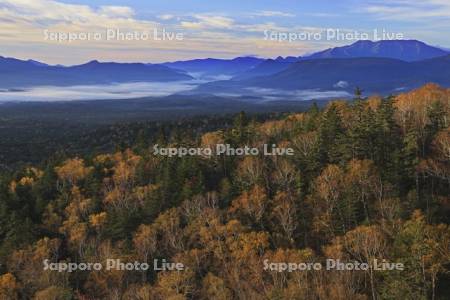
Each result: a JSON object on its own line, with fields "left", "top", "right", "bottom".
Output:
{"left": 0, "top": 84, "right": 449, "bottom": 299}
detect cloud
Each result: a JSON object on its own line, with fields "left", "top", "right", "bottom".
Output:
{"left": 0, "top": 0, "right": 132, "bottom": 24}
{"left": 0, "top": 81, "right": 202, "bottom": 102}
{"left": 0, "top": 0, "right": 158, "bottom": 31}
{"left": 362, "top": 0, "right": 450, "bottom": 21}
{"left": 158, "top": 14, "right": 175, "bottom": 20}
{"left": 237, "top": 22, "right": 292, "bottom": 33}
{"left": 305, "top": 12, "right": 339, "bottom": 17}
{"left": 333, "top": 81, "right": 349, "bottom": 88}
{"left": 0, "top": 82, "right": 353, "bottom": 102}
{"left": 181, "top": 15, "right": 234, "bottom": 30}
{"left": 244, "top": 87, "right": 351, "bottom": 101}
{"left": 251, "top": 11, "right": 295, "bottom": 18}
{"left": 98, "top": 6, "right": 135, "bottom": 18}
{"left": 0, "top": 0, "right": 345, "bottom": 64}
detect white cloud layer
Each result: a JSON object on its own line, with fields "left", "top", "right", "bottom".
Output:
{"left": 251, "top": 11, "right": 295, "bottom": 18}
{"left": 181, "top": 15, "right": 235, "bottom": 29}
{"left": 362, "top": 0, "right": 450, "bottom": 21}
{"left": 0, "top": 81, "right": 201, "bottom": 101}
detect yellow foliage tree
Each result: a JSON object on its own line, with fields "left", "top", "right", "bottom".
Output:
{"left": 55, "top": 158, "right": 92, "bottom": 187}
{"left": 0, "top": 273, "right": 19, "bottom": 300}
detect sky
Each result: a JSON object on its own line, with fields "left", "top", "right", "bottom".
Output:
{"left": 0, "top": 0, "right": 449, "bottom": 64}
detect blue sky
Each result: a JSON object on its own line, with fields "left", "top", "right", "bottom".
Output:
{"left": 0, "top": 0, "right": 449, "bottom": 64}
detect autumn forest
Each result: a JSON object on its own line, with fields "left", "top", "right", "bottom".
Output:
{"left": 0, "top": 84, "right": 449, "bottom": 299}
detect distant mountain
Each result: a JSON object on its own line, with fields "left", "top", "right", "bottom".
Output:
{"left": 0, "top": 56, "right": 47, "bottom": 71}
{"left": 195, "top": 55, "right": 450, "bottom": 95}
{"left": 2, "top": 39, "right": 449, "bottom": 93}
{"left": 306, "top": 40, "right": 449, "bottom": 62}
{"left": 27, "top": 59, "right": 49, "bottom": 67}
{"left": 411, "top": 54, "right": 450, "bottom": 86}
{"left": 67, "top": 60, "right": 193, "bottom": 82}
{"left": 246, "top": 57, "right": 414, "bottom": 92}
{"left": 0, "top": 57, "right": 193, "bottom": 88}
{"left": 274, "top": 56, "right": 301, "bottom": 63}
{"left": 234, "top": 40, "right": 450, "bottom": 82}
{"left": 162, "top": 57, "right": 264, "bottom": 78}
{"left": 233, "top": 58, "right": 298, "bottom": 80}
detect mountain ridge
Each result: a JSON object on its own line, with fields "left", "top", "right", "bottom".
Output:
{"left": 305, "top": 39, "right": 449, "bottom": 61}
{"left": 0, "top": 58, "right": 193, "bottom": 88}
{"left": 232, "top": 40, "right": 449, "bottom": 80}
{"left": 1, "top": 39, "right": 449, "bottom": 90}
{"left": 194, "top": 55, "right": 450, "bottom": 95}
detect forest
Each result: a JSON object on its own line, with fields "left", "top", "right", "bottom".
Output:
{"left": 0, "top": 83, "right": 449, "bottom": 299}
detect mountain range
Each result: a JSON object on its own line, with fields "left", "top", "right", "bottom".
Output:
{"left": 0, "top": 58, "right": 192, "bottom": 89}
{"left": 162, "top": 57, "right": 264, "bottom": 79}
{"left": 0, "top": 39, "right": 449, "bottom": 97}
{"left": 234, "top": 40, "right": 449, "bottom": 81}
{"left": 196, "top": 55, "right": 450, "bottom": 95}
{"left": 305, "top": 40, "right": 448, "bottom": 61}
{"left": 193, "top": 40, "right": 450, "bottom": 95}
